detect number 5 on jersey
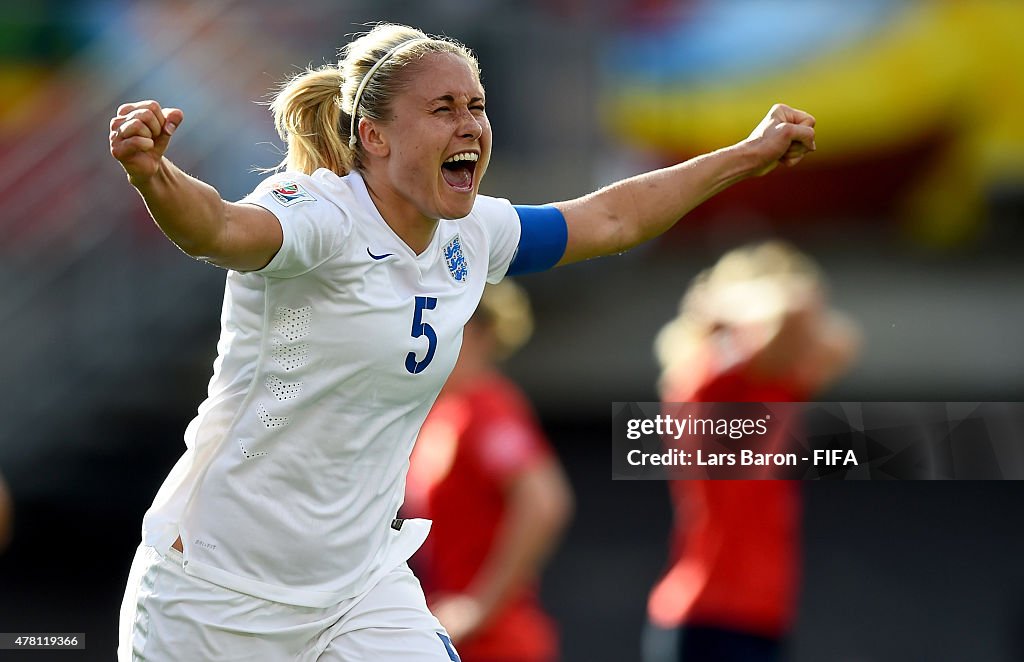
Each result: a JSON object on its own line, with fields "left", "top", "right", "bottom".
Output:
{"left": 406, "top": 296, "right": 438, "bottom": 374}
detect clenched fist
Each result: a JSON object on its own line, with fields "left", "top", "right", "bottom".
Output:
{"left": 109, "top": 100, "right": 183, "bottom": 186}
{"left": 743, "top": 103, "right": 816, "bottom": 177}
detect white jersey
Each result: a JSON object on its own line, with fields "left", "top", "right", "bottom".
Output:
{"left": 140, "top": 169, "right": 521, "bottom": 607}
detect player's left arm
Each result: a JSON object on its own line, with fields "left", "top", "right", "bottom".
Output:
{"left": 552, "top": 104, "right": 815, "bottom": 266}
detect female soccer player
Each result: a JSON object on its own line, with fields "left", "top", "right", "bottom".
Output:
{"left": 405, "top": 280, "right": 573, "bottom": 661}
{"left": 109, "top": 23, "right": 815, "bottom": 662}
{"left": 645, "top": 242, "right": 859, "bottom": 662}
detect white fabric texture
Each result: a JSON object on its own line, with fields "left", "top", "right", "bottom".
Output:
{"left": 137, "top": 168, "right": 521, "bottom": 607}
{"left": 118, "top": 545, "right": 458, "bottom": 661}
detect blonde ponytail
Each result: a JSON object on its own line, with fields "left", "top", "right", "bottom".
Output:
{"left": 270, "top": 65, "right": 354, "bottom": 175}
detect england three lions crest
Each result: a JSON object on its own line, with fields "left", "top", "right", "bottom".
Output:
{"left": 443, "top": 234, "right": 469, "bottom": 283}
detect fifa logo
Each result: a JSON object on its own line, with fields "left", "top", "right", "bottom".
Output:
{"left": 269, "top": 180, "right": 316, "bottom": 207}
{"left": 443, "top": 235, "right": 468, "bottom": 283}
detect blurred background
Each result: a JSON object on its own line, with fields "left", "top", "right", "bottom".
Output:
{"left": 2, "top": 0, "right": 1024, "bottom": 659}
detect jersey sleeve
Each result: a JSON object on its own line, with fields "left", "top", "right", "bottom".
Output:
{"left": 471, "top": 195, "right": 524, "bottom": 283}
{"left": 471, "top": 196, "right": 568, "bottom": 283}
{"left": 468, "top": 385, "right": 554, "bottom": 483}
{"left": 507, "top": 205, "right": 568, "bottom": 276}
{"left": 238, "top": 172, "right": 351, "bottom": 278}
{"left": 473, "top": 413, "right": 552, "bottom": 484}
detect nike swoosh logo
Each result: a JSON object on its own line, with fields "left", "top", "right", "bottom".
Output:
{"left": 367, "top": 248, "right": 394, "bottom": 261}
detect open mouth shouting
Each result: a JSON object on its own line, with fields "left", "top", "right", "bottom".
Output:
{"left": 441, "top": 151, "right": 479, "bottom": 193}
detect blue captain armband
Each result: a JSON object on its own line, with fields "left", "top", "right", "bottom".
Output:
{"left": 507, "top": 205, "right": 568, "bottom": 275}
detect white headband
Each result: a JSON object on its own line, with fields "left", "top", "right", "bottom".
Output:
{"left": 348, "top": 38, "right": 431, "bottom": 149}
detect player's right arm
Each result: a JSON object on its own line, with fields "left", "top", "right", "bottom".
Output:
{"left": 109, "top": 100, "right": 283, "bottom": 272}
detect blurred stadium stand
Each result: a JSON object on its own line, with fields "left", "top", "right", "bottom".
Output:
{"left": 1, "top": 1, "right": 1023, "bottom": 660}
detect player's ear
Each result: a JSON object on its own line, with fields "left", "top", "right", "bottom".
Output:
{"left": 359, "top": 119, "right": 389, "bottom": 158}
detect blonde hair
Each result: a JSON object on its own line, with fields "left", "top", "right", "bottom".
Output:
{"left": 654, "top": 241, "right": 823, "bottom": 383}
{"left": 474, "top": 280, "right": 534, "bottom": 360}
{"left": 269, "top": 24, "right": 480, "bottom": 175}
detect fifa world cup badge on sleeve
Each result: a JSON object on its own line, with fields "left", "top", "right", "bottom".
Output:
{"left": 444, "top": 234, "right": 469, "bottom": 282}
{"left": 270, "top": 181, "right": 317, "bottom": 207}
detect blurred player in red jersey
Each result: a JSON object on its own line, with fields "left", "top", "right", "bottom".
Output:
{"left": 644, "top": 241, "right": 860, "bottom": 662}
{"left": 405, "top": 280, "right": 574, "bottom": 662}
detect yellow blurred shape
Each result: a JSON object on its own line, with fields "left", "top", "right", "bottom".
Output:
{"left": 603, "top": 1, "right": 1024, "bottom": 245}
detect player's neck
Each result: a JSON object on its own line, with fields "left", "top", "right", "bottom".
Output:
{"left": 362, "top": 173, "right": 438, "bottom": 254}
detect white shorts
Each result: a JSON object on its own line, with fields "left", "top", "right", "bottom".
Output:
{"left": 118, "top": 544, "right": 460, "bottom": 661}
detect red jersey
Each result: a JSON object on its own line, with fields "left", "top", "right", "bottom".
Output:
{"left": 648, "top": 349, "right": 804, "bottom": 638}
{"left": 406, "top": 373, "right": 558, "bottom": 661}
